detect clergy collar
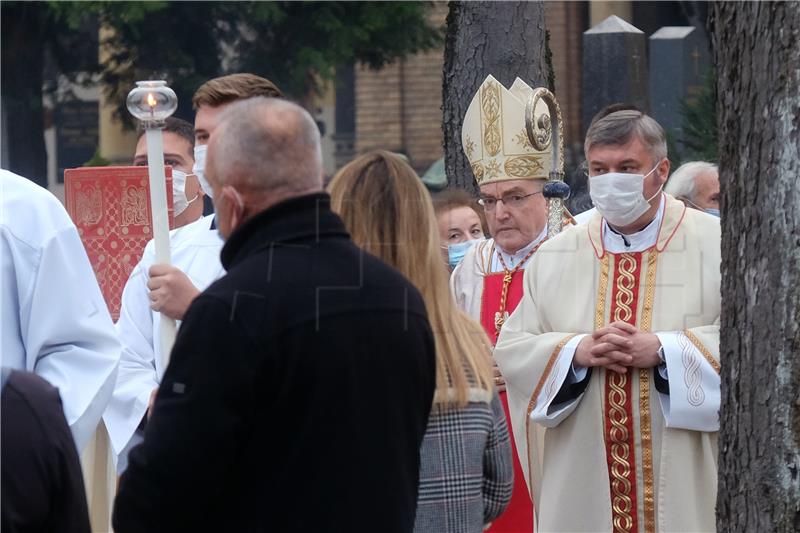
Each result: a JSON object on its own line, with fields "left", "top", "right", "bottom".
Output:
{"left": 494, "top": 225, "right": 547, "bottom": 270}
{"left": 602, "top": 194, "right": 665, "bottom": 254}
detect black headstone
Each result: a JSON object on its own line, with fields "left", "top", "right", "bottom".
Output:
{"left": 648, "top": 26, "right": 711, "bottom": 150}
{"left": 55, "top": 101, "right": 99, "bottom": 183}
{"left": 582, "top": 15, "right": 649, "bottom": 134}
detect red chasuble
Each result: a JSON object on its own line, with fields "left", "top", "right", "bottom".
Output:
{"left": 481, "top": 271, "right": 533, "bottom": 533}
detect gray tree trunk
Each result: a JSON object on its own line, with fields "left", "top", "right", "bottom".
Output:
{"left": 712, "top": 2, "right": 800, "bottom": 531}
{"left": 442, "top": 1, "right": 551, "bottom": 193}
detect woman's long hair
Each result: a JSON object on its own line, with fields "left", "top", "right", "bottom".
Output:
{"left": 328, "top": 150, "right": 493, "bottom": 407}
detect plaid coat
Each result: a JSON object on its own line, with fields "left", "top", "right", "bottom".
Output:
{"left": 414, "top": 388, "right": 514, "bottom": 533}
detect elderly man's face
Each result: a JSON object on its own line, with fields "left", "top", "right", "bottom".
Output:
{"left": 479, "top": 179, "right": 546, "bottom": 254}
{"left": 691, "top": 169, "right": 720, "bottom": 209}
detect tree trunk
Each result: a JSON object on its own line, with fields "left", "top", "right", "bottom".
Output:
{"left": 1, "top": 2, "right": 48, "bottom": 188}
{"left": 442, "top": 1, "right": 551, "bottom": 193}
{"left": 712, "top": 2, "right": 800, "bottom": 531}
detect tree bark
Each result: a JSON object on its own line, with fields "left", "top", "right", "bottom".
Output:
{"left": 712, "top": 2, "right": 800, "bottom": 531}
{"left": 1, "top": 2, "right": 48, "bottom": 187}
{"left": 442, "top": 1, "right": 551, "bottom": 193}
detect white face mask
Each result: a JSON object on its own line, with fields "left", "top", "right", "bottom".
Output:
{"left": 192, "top": 144, "right": 213, "bottom": 200}
{"left": 171, "top": 169, "right": 199, "bottom": 217}
{"left": 589, "top": 162, "right": 663, "bottom": 227}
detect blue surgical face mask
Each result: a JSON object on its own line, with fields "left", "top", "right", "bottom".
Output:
{"left": 704, "top": 208, "right": 720, "bottom": 217}
{"left": 447, "top": 239, "right": 479, "bottom": 268}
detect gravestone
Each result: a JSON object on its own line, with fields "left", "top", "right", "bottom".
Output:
{"left": 56, "top": 100, "right": 99, "bottom": 183}
{"left": 582, "top": 15, "right": 649, "bottom": 134}
{"left": 649, "top": 26, "right": 711, "bottom": 151}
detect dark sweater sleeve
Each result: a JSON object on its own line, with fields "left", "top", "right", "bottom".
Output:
{"left": 113, "top": 296, "right": 259, "bottom": 533}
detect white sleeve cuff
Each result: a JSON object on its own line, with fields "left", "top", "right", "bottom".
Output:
{"left": 655, "top": 331, "right": 720, "bottom": 432}
{"left": 530, "top": 334, "right": 588, "bottom": 428}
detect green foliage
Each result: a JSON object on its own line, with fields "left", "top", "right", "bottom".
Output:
{"left": 19, "top": 1, "right": 440, "bottom": 128}
{"left": 679, "top": 71, "right": 718, "bottom": 163}
{"left": 57, "top": 1, "right": 443, "bottom": 127}
{"left": 83, "top": 148, "right": 111, "bottom": 167}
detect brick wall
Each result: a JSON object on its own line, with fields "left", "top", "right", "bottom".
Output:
{"left": 354, "top": 2, "right": 447, "bottom": 173}
{"left": 545, "top": 1, "right": 587, "bottom": 163}
{"left": 353, "top": 2, "right": 587, "bottom": 173}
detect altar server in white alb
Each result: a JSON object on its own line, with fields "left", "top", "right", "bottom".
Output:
{"left": 495, "top": 109, "right": 721, "bottom": 532}
{"left": 103, "top": 73, "right": 283, "bottom": 471}
{"left": 0, "top": 169, "right": 120, "bottom": 452}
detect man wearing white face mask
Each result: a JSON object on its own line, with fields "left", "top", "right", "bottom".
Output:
{"left": 132, "top": 117, "right": 204, "bottom": 228}
{"left": 494, "top": 109, "right": 721, "bottom": 532}
{"left": 104, "top": 75, "right": 282, "bottom": 473}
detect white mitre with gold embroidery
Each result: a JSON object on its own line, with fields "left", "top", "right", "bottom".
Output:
{"left": 461, "top": 75, "right": 553, "bottom": 186}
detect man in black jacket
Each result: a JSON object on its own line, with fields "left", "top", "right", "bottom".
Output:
{"left": 113, "top": 97, "right": 436, "bottom": 533}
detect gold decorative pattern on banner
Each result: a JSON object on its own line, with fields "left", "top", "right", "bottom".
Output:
{"left": 608, "top": 370, "right": 634, "bottom": 533}
{"left": 504, "top": 155, "right": 545, "bottom": 178}
{"left": 683, "top": 330, "right": 721, "bottom": 374}
{"left": 481, "top": 80, "right": 502, "bottom": 157}
{"left": 595, "top": 255, "right": 611, "bottom": 329}
{"left": 121, "top": 186, "right": 149, "bottom": 227}
{"left": 76, "top": 186, "right": 103, "bottom": 226}
{"left": 639, "top": 249, "right": 658, "bottom": 533}
{"left": 613, "top": 254, "right": 638, "bottom": 322}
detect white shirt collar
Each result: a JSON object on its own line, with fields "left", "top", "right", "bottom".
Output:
{"left": 492, "top": 226, "right": 548, "bottom": 271}
{"left": 602, "top": 194, "right": 665, "bottom": 253}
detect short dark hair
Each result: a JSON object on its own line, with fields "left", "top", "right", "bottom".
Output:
{"left": 137, "top": 116, "right": 195, "bottom": 158}
{"left": 192, "top": 73, "right": 283, "bottom": 110}
{"left": 589, "top": 103, "right": 643, "bottom": 127}
{"left": 584, "top": 109, "right": 667, "bottom": 162}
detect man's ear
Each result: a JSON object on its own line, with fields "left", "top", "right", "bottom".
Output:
{"left": 658, "top": 158, "right": 671, "bottom": 184}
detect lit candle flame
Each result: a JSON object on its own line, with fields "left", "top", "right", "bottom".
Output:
{"left": 146, "top": 93, "right": 157, "bottom": 108}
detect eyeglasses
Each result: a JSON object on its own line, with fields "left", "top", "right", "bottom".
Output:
{"left": 478, "top": 191, "right": 542, "bottom": 211}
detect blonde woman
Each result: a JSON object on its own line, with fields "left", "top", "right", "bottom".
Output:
{"left": 329, "top": 151, "right": 513, "bottom": 532}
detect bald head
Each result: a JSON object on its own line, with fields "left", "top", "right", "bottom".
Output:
{"left": 207, "top": 97, "right": 323, "bottom": 197}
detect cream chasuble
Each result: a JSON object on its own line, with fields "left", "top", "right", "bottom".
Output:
{"left": 494, "top": 194, "right": 721, "bottom": 533}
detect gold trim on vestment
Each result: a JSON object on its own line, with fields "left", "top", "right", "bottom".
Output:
{"left": 613, "top": 254, "right": 637, "bottom": 323}
{"left": 639, "top": 249, "right": 659, "bottom": 533}
{"left": 683, "top": 329, "right": 721, "bottom": 374}
{"left": 528, "top": 334, "right": 579, "bottom": 413}
{"left": 607, "top": 254, "right": 639, "bottom": 533}
{"left": 595, "top": 254, "right": 611, "bottom": 329}
{"left": 607, "top": 369, "right": 634, "bottom": 532}
{"left": 526, "top": 334, "right": 577, "bottom": 504}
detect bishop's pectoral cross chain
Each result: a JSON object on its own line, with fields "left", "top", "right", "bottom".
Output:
{"left": 494, "top": 240, "right": 546, "bottom": 335}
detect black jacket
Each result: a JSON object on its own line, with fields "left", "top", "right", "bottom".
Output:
{"left": 113, "top": 193, "right": 436, "bottom": 533}
{"left": 1, "top": 369, "right": 91, "bottom": 533}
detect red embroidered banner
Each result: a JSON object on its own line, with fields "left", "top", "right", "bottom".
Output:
{"left": 64, "top": 166, "right": 173, "bottom": 321}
